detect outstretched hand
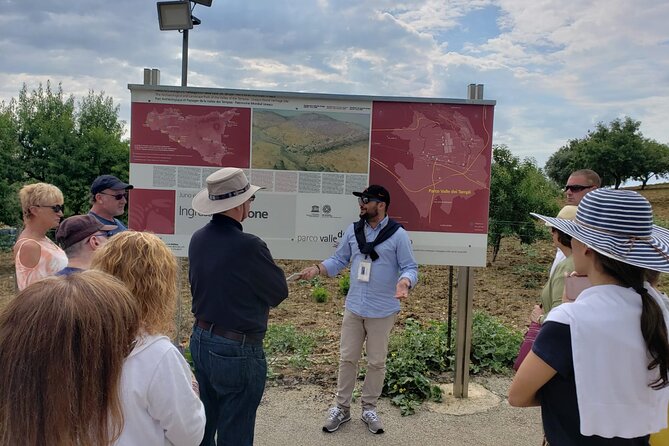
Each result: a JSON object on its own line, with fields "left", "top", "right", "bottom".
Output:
{"left": 298, "top": 265, "right": 320, "bottom": 281}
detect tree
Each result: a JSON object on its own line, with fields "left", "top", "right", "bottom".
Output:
{"left": 488, "top": 145, "right": 561, "bottom": 262}
{"left": 0, "top": 106, "right": 22, "bottom": 227}
{"left": 545, "top": 117, "right": 651, "bottom": 189}
{"left": 631, "top": 139, "right": 669, "bottom": 189}
{"left": 0, "top": 82, "right": 129, "bottom": 226}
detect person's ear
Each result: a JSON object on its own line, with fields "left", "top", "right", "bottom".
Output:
{"left": 89, "top": 236, "right": 101, "bottom": 250}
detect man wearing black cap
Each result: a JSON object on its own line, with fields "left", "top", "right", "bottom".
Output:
{"left": 89, "top": 174, "right": 133, "bottom": 236}
{"left": 55, "top": 215, "right": 116, "bottom": 275}
{"left": 299, "top": 184, "right": 418, "bottom": 435}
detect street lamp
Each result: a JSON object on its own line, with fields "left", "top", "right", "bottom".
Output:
{"left": 156, "top": 0, "right": 212, "bottom": 86}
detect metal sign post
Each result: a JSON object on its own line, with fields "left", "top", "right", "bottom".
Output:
{"left": 453, "top": 83, "right": 484, "bottom": 398}
{"left": 453, "top": 265, "right": 475, "bottom": 397}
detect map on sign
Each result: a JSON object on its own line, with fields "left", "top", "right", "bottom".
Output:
{"left": 370, "top": 102, "right": 493, "bottom": 234}
{"left": 130, "top": 103, "right": 251, "bottom": 167}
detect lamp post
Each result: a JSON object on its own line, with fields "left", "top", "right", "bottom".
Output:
{"left": 156, "top": 0, "right": 211, "bottom": 86}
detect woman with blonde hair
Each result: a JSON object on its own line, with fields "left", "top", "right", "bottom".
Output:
{"left": 13, "top": 182, "right": 68, "bottom": 290}
{"left": 510, "top": 189, "right": 669, "bottom": 444}
{"left": 91, "top": 230, "right": 205, "bottom": 446}
{"left": 0, "top": 271, "right": 140, "bottom": 446}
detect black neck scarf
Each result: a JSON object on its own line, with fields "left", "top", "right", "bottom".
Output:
{"left": 353, "top": 217, "right": 402, "bottom": 261}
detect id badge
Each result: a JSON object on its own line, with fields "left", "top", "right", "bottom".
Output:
{"left": 357, "top": 260, "right": 372, "bottom": 282}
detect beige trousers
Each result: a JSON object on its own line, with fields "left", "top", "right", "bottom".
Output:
{"left": 335, "top": 309, "right": 397, "bottom": 411}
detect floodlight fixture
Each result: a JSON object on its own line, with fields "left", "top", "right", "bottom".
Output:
{"left": 157, "top": 0, "right": 211, "bottom": 86}
{"left": 157, "top": 1, "right": 193, "bottom": 31}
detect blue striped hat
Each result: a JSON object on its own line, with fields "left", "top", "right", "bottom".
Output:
{"left": 531, "top": 189, "right": 669, "bottom": 273}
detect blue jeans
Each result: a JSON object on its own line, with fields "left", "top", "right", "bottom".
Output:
{"left": 190, "top": 325, "right": 267, "bottom": 446}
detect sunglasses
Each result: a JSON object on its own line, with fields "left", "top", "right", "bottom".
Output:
{"left": 93, "top": 231, "right": 114, "bottom": 238}
{"left": 358, "top": 197, "right": 381, "bottom": 205}
{"left": 249, "top": 195, "right": 256, "bottom": 202}
{"left": 99, "top": 191, "right": 129, "bottom": 200}
{"left": 564, "top": 184, "right": 594, "bottom": 193}
{"left": 35, "top": 204, "right": 64, "bottom": 213}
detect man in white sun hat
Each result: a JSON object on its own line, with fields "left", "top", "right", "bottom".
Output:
{"left": 188, "top": 167, "right": 289, "bottom": 446}
{"left": 510, "top": 188, "right": 669, "bottom": 444}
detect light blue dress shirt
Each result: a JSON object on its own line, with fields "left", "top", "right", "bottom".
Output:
{"left": 322, "top": 216, "right": 418, "bottom": 318}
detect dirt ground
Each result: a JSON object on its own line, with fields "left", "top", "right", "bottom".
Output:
{"left": 2, "top": 184, "right": 668, "bottom": 387}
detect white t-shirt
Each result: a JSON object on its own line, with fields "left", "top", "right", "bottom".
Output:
{"left": 114, "top": 334, "right": 205, "bottom": 446}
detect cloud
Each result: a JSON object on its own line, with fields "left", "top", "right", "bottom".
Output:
{"left": 1, "top": 0, "right": 667, "bottom": 169}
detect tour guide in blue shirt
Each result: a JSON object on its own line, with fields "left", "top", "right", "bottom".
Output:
{"left": 300, "top": 184, "right": 418, "bottom": 435}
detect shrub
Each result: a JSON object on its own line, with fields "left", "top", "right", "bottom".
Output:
{"left": 383, "top": 319, "right": 446, "bottom": 415}
{"left": 311, "top": 286, "right": 329, "bottom": 303}
{"left": 470, "top": 312, "right": 523, "bottom": 374}
{"left": 0, "top": 228, "right": 17, "bottom": 252}
{"left": 338, "top": 273, "right": 350, "bottom": 296}
{"left": 382, "top": 313, "right": 522, "bottom": 414}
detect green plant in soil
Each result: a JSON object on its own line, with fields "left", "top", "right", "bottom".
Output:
{"left": 338, "top": 273, "right": 350, "bottom": 296}
{"left": 382, "top": 312, "right": 522, "bottom": 415}
{"left": 264, "top": 324, "right": 318, "bottom": 371}
{"left": 311, "top": 286, "right": 329, "bottom": 303}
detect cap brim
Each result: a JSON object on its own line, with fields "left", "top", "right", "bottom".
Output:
{"left": 192, "top": 184, "right": 262, "bottom": 215}
{"left": 115, "top": 182, "right": 133, "bottom": 190}
{"left": 531, "top": 213, "right": 669, "bottom": 273}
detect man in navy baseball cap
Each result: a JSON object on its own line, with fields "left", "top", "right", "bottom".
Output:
{"left": 352, "top": 185, "right": 391, "bottom": 208}
{"left": 89, "top": 174, "right": 133, "bottom": 235}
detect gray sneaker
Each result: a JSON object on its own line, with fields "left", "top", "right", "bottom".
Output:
{"left": 322, "top": 406, "right": 350, "bottom": 433}
{"left": 361, "top": 409, "right": 384, "bottom": 434}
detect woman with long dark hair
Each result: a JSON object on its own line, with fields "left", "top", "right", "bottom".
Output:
{"left": 509, "top": 189, "right": 669, "bottom": 444}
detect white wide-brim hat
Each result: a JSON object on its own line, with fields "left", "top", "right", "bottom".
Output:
{"left": 531, "top": 189, "right": 669, "bottom": 273}
{"left": 192, "top": 168, "right": 262, "bottom": 215}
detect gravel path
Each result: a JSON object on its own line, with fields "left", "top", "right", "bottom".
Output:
{"left": 255, "top": 376, "right": 543, "bottom": 446}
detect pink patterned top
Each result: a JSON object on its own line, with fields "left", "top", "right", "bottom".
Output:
{"left": 14, "top": 238, "right": 68, "bottom": 291}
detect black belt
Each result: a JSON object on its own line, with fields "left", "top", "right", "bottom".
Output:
{"left": 196, "top": 320, "right": 264, "bottom": 344}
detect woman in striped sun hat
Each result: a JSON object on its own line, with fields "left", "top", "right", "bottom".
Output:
{"left": 509, "top": 188, "right": 669, "bottom": 445}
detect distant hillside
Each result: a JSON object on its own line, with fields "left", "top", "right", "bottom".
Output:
{"left": 253, "top": 111, "right": 368, "bottom": 154}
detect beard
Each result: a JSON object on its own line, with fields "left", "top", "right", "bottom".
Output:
{"left": 359, "top": 206, "right": 378, "bottom": 221}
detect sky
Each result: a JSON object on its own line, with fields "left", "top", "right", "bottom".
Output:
{"left": 1, "top": 0, "right": 668, "bottom": 170}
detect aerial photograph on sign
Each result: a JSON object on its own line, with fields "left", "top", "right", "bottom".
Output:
{"left": 251, "top": 109, "right": 370, "bottom": 173}
{"left": 370, "top": 102, "right": 494, "bottom": 234}
{"left": 130, "top": 102, "right": 251, "bottom": 167}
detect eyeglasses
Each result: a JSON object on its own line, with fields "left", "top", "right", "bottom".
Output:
{"left": 34, "top": 204, "right": 64, "bottom": 213}
{"left": 99, "top": 191, "right": 129, "bottom": 200}
{"left": 358, "top": 197, "right": 381, "bottom": 205}
{"left": 564, "top": 184, "right": 594, "bottom": 193}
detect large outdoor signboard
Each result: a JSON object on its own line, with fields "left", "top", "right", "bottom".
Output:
{"left": 127, "top": 85, "right": 495, "bottom": 266}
